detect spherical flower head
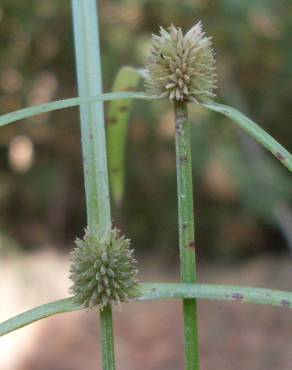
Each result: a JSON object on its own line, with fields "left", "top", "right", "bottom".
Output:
{"left": 145, "top": 22, "right": 216, "bottom": 103}
{"left": 69, "top": 226, "right": 139, "bottom": 309}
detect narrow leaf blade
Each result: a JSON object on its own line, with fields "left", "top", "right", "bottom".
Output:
{"left": 1, "top": 283, "right": 292, "bottom": 337}
{"left": 203, "top": 102, "right": 292, "bottom": 172}
{"left": 107, "top": 67, "right": 141, "bottom": 205}
{"left": 0, "top": 298, "right": 81, "bottom": 336}
{"left": 0, "top": 92, "right": 156, "bottom": 128}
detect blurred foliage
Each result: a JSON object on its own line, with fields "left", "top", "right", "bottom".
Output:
{"left": 0, "top": 0, "right": 291, "bottom": 258}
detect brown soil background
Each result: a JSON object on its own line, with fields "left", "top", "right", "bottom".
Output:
{"left": 1, "top": 251, "right": 291, "bottom": 370}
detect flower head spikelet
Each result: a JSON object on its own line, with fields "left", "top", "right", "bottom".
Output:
{"left": 145, "top": 21, "right": 216, "bottom": 103}
{"left": 69, "top": 226, "right": 139, "bottom": 309}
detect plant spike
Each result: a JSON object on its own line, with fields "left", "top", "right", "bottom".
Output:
{"left": 69, "top": 226, "right": 138, "bottom": 310}
{"left": 145, "top": 22, "right": 216, "bottom": 103}
{"left": 145, "top": 21, "right": 217, "bottom": 370}
{"left": 1, "top": 11, "right": 292, "bottom": 370}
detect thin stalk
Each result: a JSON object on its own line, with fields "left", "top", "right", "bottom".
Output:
{"left": 0, "top": 92, "right": 157, "bottom": 128}
{"left": 174, "top": 101, "right": 200, "bottom": 370}
{"left": 71, "top": 1, "right": 115, "bottom": 369}
{"left": 2, "top": 282, "right": 292, "bottom": 337}
{"left": 100, "top": 306, "right": 116, "bottom": 370}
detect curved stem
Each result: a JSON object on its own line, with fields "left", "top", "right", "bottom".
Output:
{"left": 203, "top": 102, "right": 292, "bottom": 172}
{"left": 174, "top": 102, "right": 200, "bottom": 370}
{"left": 0, "top": 92, "right": 156, "bottom": 128}
{"left": 2, "top": 283, "right": 291, "bottom": 337}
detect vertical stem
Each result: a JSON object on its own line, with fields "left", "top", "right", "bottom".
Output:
{"left": 100, "top": 306, "right": 116, "bottom": 369}
{"left": 71, "top": 1, "right": 116, "bottom": 370}
{"left": 174, "top": 101, "right": 200, "bottom": 370}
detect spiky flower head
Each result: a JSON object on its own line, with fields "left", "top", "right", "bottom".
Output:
{"left": 145, "top": 21, "right": 216, "bottom": 103}
{"left": 69, "top": 226, "right": 139, "bottom": 309}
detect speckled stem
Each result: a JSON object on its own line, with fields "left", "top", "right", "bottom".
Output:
{"left": 174, "top": 101, "right": 200, "bottom": 370}
{"left": 2, "top": 283, "right": 292, "bottom": 337}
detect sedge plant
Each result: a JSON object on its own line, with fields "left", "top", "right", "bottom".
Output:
{"left": 1, "top": 2, "right": 292, "bottom": 370}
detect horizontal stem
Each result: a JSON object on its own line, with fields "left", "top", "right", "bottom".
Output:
{"left": 138, "top": 283, "right": 292, "bottom": 305}
{"left": 1, "top": 283, "right": 291, "bottom": 336}
{"left": 2, "top": 97, "right": 291, "bottom": 176}
{"left": 0, "top": 92, "right": 159, "bottom": 128}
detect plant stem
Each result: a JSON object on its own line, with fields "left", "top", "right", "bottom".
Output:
{"left": 0, "top": 92, "right": 158, "bottom": 128}
{"left": 71, "top": 1, "right": 116, "bottom": 369}
{"left": 2, "top": 283, "right": 292, "bottom": 337}
{"left": 174, "top": 101, "right": 200, "bottom": 370}
{"left": 100, "top": 306, "right": 116, "bottom": 370}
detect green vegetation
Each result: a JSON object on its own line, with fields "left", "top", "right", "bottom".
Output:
{"left": 0, "top": 1, "right": 291, "bottom": 370}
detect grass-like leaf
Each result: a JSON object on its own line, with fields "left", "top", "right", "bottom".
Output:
{"left": 203, "top": 102, "right": 292, "bottom": 173}
{"left": 0, "top": 92, "right": 157, "bottom": 128}
{"left": 0, "top": 298, "right": 81, "bottom": 337}
{"left": 71, "top": 1, "right": 118, "bottom": 368}
{"left": 2, "top": 92, "right": 290, "bottom": 178}
{"left": 1, "top": 283, "right": 291, "bottom": 337}
{"left": 107, "top": 67, "right": 141, "bottom": 205}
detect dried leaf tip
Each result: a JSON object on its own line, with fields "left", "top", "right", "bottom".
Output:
{"left": 69, "top": 226, "right": 139, "bottom": 309}
{"left": 145, "top": 22, "right": 216, "bottom": 103}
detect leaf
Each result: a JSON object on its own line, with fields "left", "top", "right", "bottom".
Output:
{"left": 203, "top": 102, "right": 292, "bottom": 173}
{"left": 0, "top": 298, "right": 81, "bottom": 336}
{"left": 0, "top": 92, "right": 157, "bottom": 128}
{"left": 1, "top": 283, "right": 291, "bottom": 337}
{"left": 107, "top": 67, "right": 141, "bottom": 205}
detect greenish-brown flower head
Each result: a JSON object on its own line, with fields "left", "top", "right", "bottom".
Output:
{"left": 69, "top": 227, "right": 139, "bottom": 309}
{"left": 145, "top": 22, "right": 216, "bottom": 103}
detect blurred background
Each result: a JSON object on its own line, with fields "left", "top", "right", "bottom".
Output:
{"left": 0, "top": 1, "right": 291, "bottom": 370}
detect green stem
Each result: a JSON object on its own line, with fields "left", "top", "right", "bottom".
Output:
{"left": 2, "top": 283, "right": 292, "bottom": 337}
{"left": 174, "top": 102, "right": 200, "bottom": 370}
{"left": 100, "top": 306, "right": 116, "bottom": 370}
{"left": 203, "top": 102, "right": 292, "bottom": 173}
{"left": 71, "top": 1, "right": 115, "bottom": 369}
{"left": 0, "top": 92, "right": 157, "bottom": 128}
